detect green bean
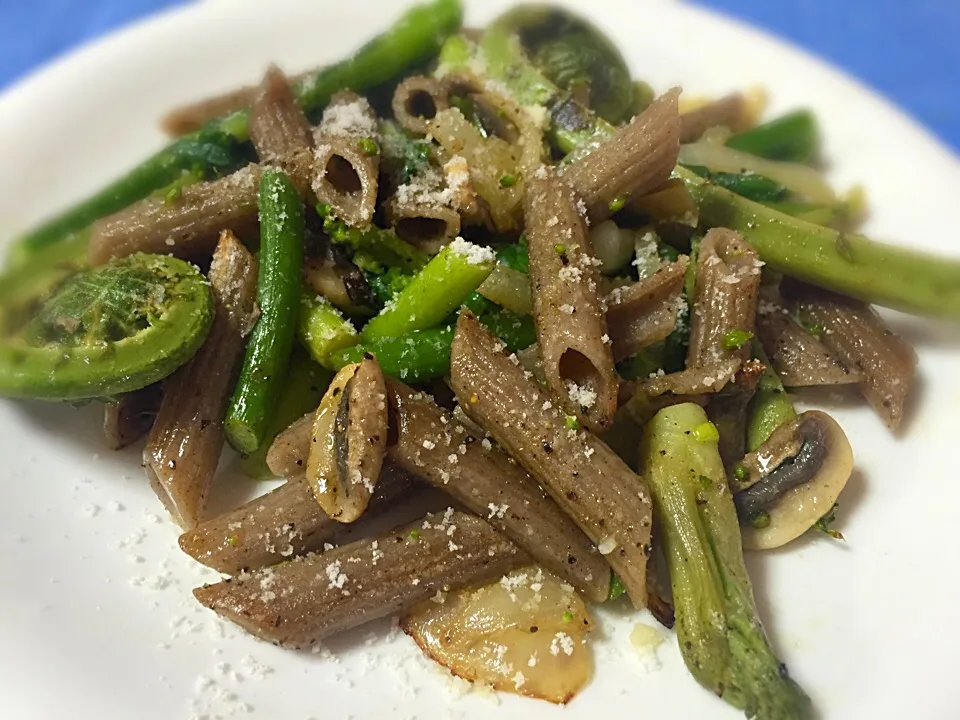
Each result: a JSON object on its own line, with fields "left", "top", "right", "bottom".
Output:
{"left": 361, "top": 240, "right": 495, "bottom": 342}
{"left": 297, "top": 291, "right": 360, "bottom": 366}
{"left": 9, "top": 0, "right": 462, "bottom": 262}
{"left": 225, "top": 169, "right": 304, "bottom": 454}
{"left": 678, "top": 166, "right": 960, "bottom": 317}
{"left": 0, "top": 254, "right": 214, "bottom": 400}
{"left": 746, "top": 342, "right": 797, "bottom": 452}
{"left": 726, "top": 109, "right": 819, "bottom": 164}
{"left": 495, "top": 241, "right": 529, "bottom": 273}
{"left": 641, "top": 403, "right": 813, "bottom": 719}
{"left": 239, "top": 350, "right": 332, "bottom": 479}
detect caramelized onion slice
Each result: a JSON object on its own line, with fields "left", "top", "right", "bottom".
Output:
{"left": 402, "top": 564, "right": 593, "bottom": 704}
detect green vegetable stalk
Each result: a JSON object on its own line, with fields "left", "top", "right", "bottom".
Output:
{"left": 0, "top": 254, "right": 214, "bottom": 400}
{"left": 319, "top": 205, "right": 428, "bottom": 275}
{"left": 678, "top": 166, "right": 960, "bottom": 317}
{"left": 9, "top": 0, "right": 462, "bottom": 263}
{"left": 361, "top": 241, "right": 495, "bottom": 342}
{"left": 328, "top": 310, "right": 535, "bottom": 382}
{"left": 726, "top": 110, "right": 819, "bottom": 164}
{"left": 746, "top": 342, "right": 797, "bottom": 452}
{"left": 297, "top": 291, "right": 360, "bottom": 366}
{"left": 225, "top": 169, "right": 304, "bottom": 454}
{"left": 239, "top": 350, "right": 333, "bottom": 479}
{"left": 641, "top": 403, "right": 813, "bottom": 720}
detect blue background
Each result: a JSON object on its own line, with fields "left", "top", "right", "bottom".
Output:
{"left": 1, "top": 0, "right": 957, "bottom": 151}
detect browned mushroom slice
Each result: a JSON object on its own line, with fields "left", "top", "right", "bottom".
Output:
{"left": 193, "top": 511, "right": 524, "bottom": 647}
{"left": 306, "top": 358, "right": 388, "bottom": 523}
{"left": 402, "top": 565, "right": 594, "bottom": 704}
{"left": 178, "top": 464, "right": 413, "bottom": 575}
{"left": 735, "top": 411, "right": 853, "bottom": 550}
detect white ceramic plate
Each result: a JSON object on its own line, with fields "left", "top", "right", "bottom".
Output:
{"left": 2, "top": 1, "right": 960, "bottom": 718}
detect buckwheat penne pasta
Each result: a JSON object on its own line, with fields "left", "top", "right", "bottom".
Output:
{"left": 144, "top": 231, "right": 258, "bottom": 529}
{"left": 450, "top": 312, "right": 654, "bottom": 609}
{"left": 392, "top": 75, "right": 450, "bottom": 135}
{"left": 562, "top": 88, "right": 681, "bottom": 224}
{"left": 525, "top": 165, "right": 617, "bottom": 431}
{"left": 386, "top": 378, "right": 610, "bottom": 602}
{"left": 312, "top": 92, "right": 381, "bottom": 226}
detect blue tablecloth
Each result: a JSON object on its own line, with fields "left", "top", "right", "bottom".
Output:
{"left": 1, "top": 0, "right": 957, "bottom": 151}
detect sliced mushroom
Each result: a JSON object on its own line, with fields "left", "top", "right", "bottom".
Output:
{"left": 735, "top": 411, "right": 853, "bottom": 550}
{"left": 306, "top": 357, "right": 388, "bottom": 523}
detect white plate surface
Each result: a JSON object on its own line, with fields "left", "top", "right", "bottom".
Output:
{"left": 1, "top": 1, "right": 959, "bottom": 718}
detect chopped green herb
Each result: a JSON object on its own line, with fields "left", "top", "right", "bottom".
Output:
{"left": 805, "top": 323, "right": 825, "bottom": 339}
{"left": 608, "top": 572, "right": 627, "bottom": 601}
{"left": 408, "top": 528, "right": 421, "bottom": 541}
{"left": 227, "top": 535, "right": 239, "bottom": 546}
{"left": 163, "top": 185, "right": 183, "bottom": 204}
{"left": 722, "top": 329, "right": 754, "bottom": 351}
{"left": 813, "top": 502, "right": 844, "bottom": 540}
{"left": 698, "top": 474, "right": 712, "bottom": 489}
{"left": 608, "top": 194, "right": 628, "bottom": 213}
{"left": 733, "top": 463, "right": 749, "bottom": 482}
{"left": 562, "top": 611, "right": 574, "bottom": 622}
{"left": 498, "top": 173, "right": 518, "bottom": 188}
{"left": 750, "top": 511, "right": 771, "bottom": 529}
{"left": 358, "top": 137, "right": 380, "bottom": 156}
{"left": 692, "top": 421, "right": 720, "bottom": 443}
{"left": 564, "top": 415, "right": 580, "bottom": 431}
{"left": 553, "top": 243, "right": 567, "bottom": 255}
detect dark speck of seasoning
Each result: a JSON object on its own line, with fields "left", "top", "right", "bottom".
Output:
{"left": 659, "top": 449, "right": 666, "bottom": 456}
{"left": 542, "top": 441, "right": 553, "bottom": 453}
{"left": 571, "top": 470, "right": 579, "bottom": 477}
{"left": 363, "top": 352, "right": 374, "bottom": 360}
{"left": 530, "top": 626, "right": 539, "bottom": 633}
{"left": 566, "top": 491, "right": 578, "bottom": 500}
{"left": 369, "top": 435, "right": 380, "bottom": 444}
{"left": 642, "top": 544, "right": 652, "bottom": 556}
{"left": 296, "top": 459, "right": 303, "bottom": 466}
{"left": 567, "top": 556, "right": 577, "bottom": 564}
{"left": 333, "top": 387, "right": 341, "bottom": 397}
{"left": 464, "top": 435, "right": 475, "bottom": 444}
{"left": 685, "top": 641, "right": 693, "bottom": 651}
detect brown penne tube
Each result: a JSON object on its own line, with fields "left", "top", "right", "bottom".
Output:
{"left": 562, "top": 88, "right": 680, "bottom": 224}
{"left": 178, "top": 464, "right": 414, "bottom": 575}
{"left": 144, "top": 232, "right": 258, "bottom": 529}
{"left": 160, "top": 68, "right": 316, "bottom": 136}
{"left": 249, "top": 66, "right": 314, "bottom": 163}
{"left": 627, "top": 358, "right": 742, "bottom": 400}
{"left": 193, "top": 510, "right": 524, "bottom": 647}
{"left": 386, "top": 195, "right": 461, "bottom": 254}
{"left": 450, "top": 312, "right": 654, "bottom": 609}
{"left": 102, "top": 384, "right": 163, "bottom": 451}
{"left": 605, "top": 257, "right": 689, "bottom": 362}
{"left": 525, "top": 165, "right": 617, "bottom": 431}
{"left": 266, "top": 411, "right": 314, "bottom": 478}
{"left": 88, "top": 165, "right": 261, "bottom": 265}
{"left": 756, "top": 296, "right": 860, "bottom": 387}
{"left": 312, "top": 92, "right": 380, "bottom": 226}
{"left": 791, "top": 288, "right": 917, "bottom": 430}
{"left": 248, "top": 66, "right": 315, "bottom": 196}
{"left": 679, "top": 93, "right": 748, "bottom": 143}
{"left": 386, "top": 379, "right": 610, "bottom": 602}
{"left": 687, "top": 227, "right": 762, "bottom": 367}
{"left": 391, "top": 75, "right": 450, "bottom": 136}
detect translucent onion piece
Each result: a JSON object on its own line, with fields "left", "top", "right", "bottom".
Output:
{"left": 402, "top": 565, "right": 593, "bottom": 704}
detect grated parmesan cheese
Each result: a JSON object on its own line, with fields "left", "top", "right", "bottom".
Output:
{"left": 448, "top": 237, "right": 495, "bottom": 265}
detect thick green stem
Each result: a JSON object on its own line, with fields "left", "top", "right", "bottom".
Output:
{"left": 726, "top": 110, "right": 819, "bottom": 164}
{"left": 746, "top": 342, "right": 797, "bottom": 452}
{"left": 297, "top": 292, "right": 360, "bottom": 366}
{"left": 678, "top": 167, "right": 960, "bottom": 317}
{"left": 641, "top": 403, "right": 812, "bottom": 720}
